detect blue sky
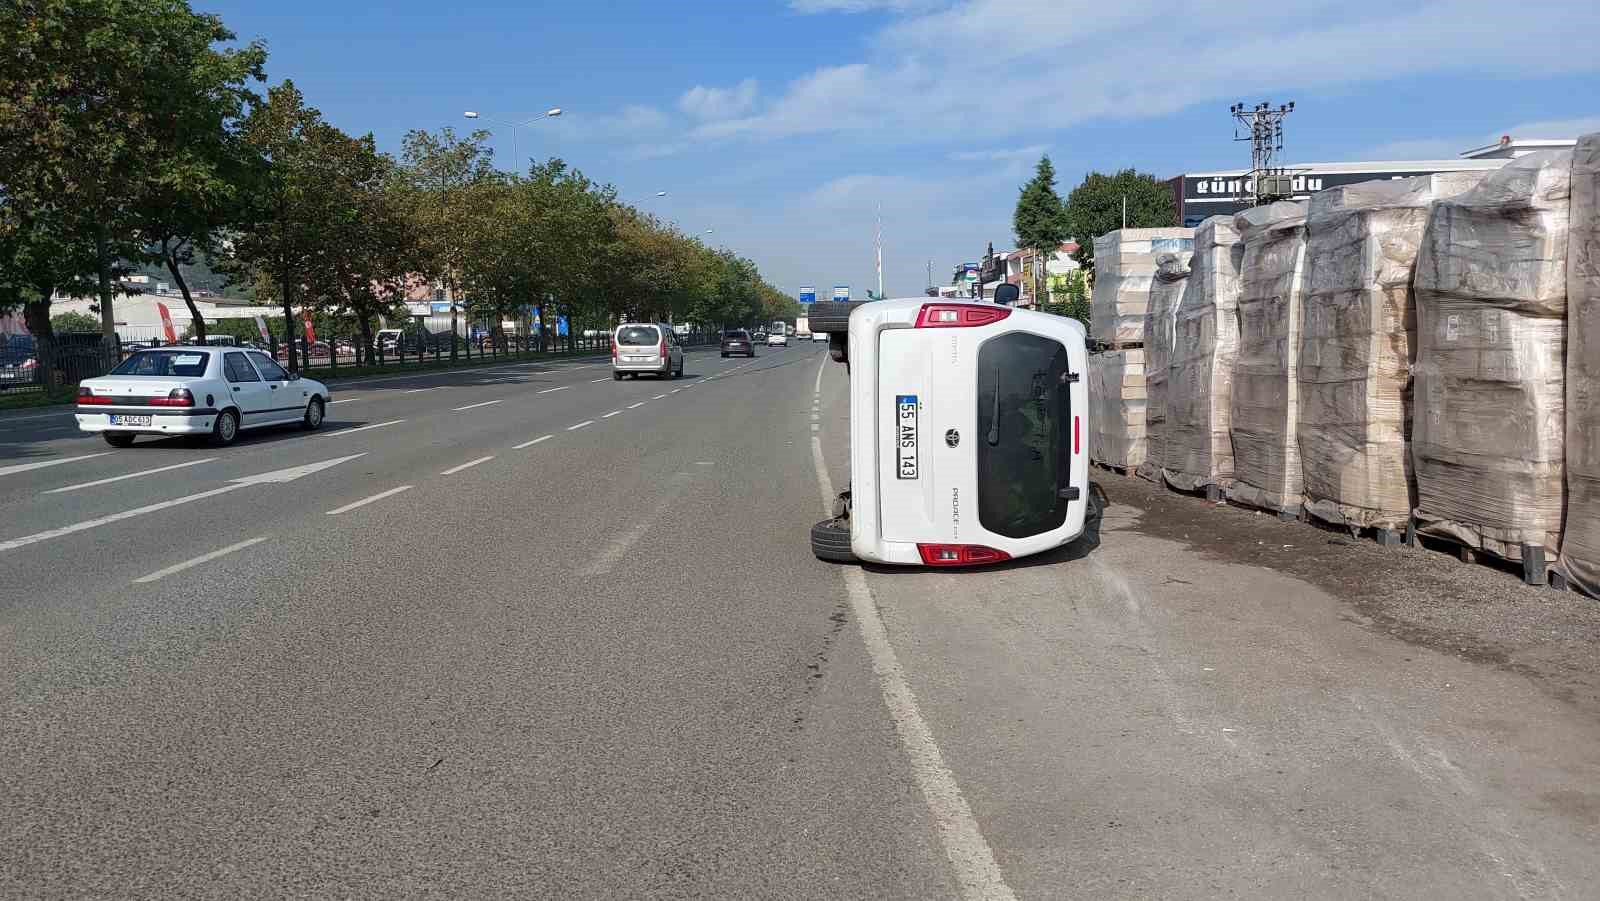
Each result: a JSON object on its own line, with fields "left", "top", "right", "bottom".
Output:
{"left": 208, "top": 0, "right": 1600, "bottom": 298}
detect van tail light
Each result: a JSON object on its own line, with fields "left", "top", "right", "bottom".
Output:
{"left": 1074, "top": 415, "right": 1080, "bottom": 456}
{"left": 611, "top": 339, "right": 619, "bottom": 361}
{"left": 658, "top": 334, "right": 667, "bottom": 358}
{"left": 914, "top": 303, "right": 1012, "bottom": 329}
{"left": 77, "top": 386, "right": 112, "bottom": 405}
{"left": 150, "top": 388, "right": 194, "bottom": 407}
{"left": 916, "top": 543, "right": 1012, "bottom": 567}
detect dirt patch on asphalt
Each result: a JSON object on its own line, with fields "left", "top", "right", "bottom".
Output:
{"left": 1098, "top": 473, "right": 1600, "bottom": 721}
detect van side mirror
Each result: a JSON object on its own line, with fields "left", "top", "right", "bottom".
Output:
{"left": 993, "top": 283, "right": 1021, "bottom": 306}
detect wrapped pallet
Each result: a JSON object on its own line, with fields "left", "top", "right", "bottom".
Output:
{"left": 1560, "top": 134, "right": 1600, "bottom": 594}
{"left": 1137, "top": 251, "right": 1194, "bottom": 481}
{"left": 1166, "top": 216, "right": 1244, "bottom": 493}
{"left": 1227, "top": 201, "right": 1310, "bottom": 515}
{"left": 1089, "top": 228, "right": 1195, "bottom": 344}
{"left": 1297, "top": 172, "right": 1489, "bottom": 531}
{"left": 1413, "top": 150, "right": 1571, "bottom": 563}
{"left": 1088, "top": 349, "right": 1147, "bottom": 470}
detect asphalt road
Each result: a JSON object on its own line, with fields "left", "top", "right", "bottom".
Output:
{"left": 3, "top": 342, "right": 1597, "bottom": 899}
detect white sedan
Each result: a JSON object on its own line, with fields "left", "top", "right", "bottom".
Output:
{"left": 76, "top": 346, "right": 330, "bottom": 447}
{"left": 767, "top": 333, "right": 789, "bottom": 347}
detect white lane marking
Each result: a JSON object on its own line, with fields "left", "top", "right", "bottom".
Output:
{"left": 811, "top": 423, "right": 819, "bottom": 432}
{"left": 537, "top": 386, "right": 571, "bottom": 395}
{"left": 566, "top": 420, "right": 593, "bottom": 431}
{"left": 810, "top": 435, "right": 1015, "bottom": 901}
{"left": 670, "top": 389, "right": 682, "bottom": 394}
{"left": 323, "top": 419, "right": 404, "bottom": 438}
{"left": 0, "top": 454, "right": 364, "bottom": 553}
{"left": 513, "top": 435, "right": 552, "bottom": 449}
{"left": 328, "top": 398, "right": 359, "bottom": 404}
{"left": 44, "top": 457, "right": 217, "bottom": 494}
{"left": 403, "top": 387, "right": 436, "bottom": 394}
{"left": 602, "top": 410, "right": 623, "bottom": 418}
{"left": 440, "top": 456, "right": 495, "bottom": 475}
{"left": 133, "top": 535, "right": 272, "bottom": 584}
{"left": 653, "top": 394, "right": 667, "bottom": 400}
{"left": 0, "top": 453, "right": 111, "bottom": 479}
{"left": 325, "top": 354, "right": 610, "bottom": 389}
{"left": 627, "top": 402, "right": 646, "bottom": 409}
{"left": 814, "top": 355, "right": 826, "bottom": 393}
{"left": 452, "top": 399, "right": 503, "bottom": 412}
{"left": 589, "top": 377, "right": 611, "bottom": 383}
{"left": 576, "top": 472, "right": 691, "bottom": 577}
{"left": 325, "top": 484, "right": 413, "bottom": 515}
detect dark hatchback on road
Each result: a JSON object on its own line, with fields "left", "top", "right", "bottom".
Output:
{"left": 720, "top": 329, "right": 756, "bottom": 358}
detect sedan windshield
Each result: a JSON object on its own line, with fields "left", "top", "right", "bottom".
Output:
{"left": 109, "top": 350, "right": 210, "bottom": 378}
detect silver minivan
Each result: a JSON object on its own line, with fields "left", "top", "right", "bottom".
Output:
{"left": 611, "top": 322, "right": 684, "bottom": 380}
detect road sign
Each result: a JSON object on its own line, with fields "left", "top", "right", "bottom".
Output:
{"left": 799, "top": 285, "right": 816, "bottom": 305}
{"left": 430, "top": 301, "right": 452, "bottom": 314}
{"left": 833, "top": 285, "right": 850, "bottom": 302}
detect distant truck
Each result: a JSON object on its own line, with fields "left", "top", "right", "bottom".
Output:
{"left": 795, "top": 316, "right": 811, "bottom": 339}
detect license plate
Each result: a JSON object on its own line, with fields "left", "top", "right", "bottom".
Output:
{"left": 626, "top": 355, "right": 650, "bottom": 362}
{"left": 895, "top": 394, "right": 919, "bottom": 480}
{"left": 109, "top": 414, "right": 152, "bottom": 426}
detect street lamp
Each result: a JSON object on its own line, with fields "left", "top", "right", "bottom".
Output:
{"left": 462, "top": 107, "right": 562, "bottom": 169}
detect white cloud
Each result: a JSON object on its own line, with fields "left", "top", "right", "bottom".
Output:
{"left": 1357, "top": 116, "right": 1600, "bottom": 161}
{"left": 949, "top": 145, "right": 1047, "bottom": 163}
{"left": 678, "top": 79, "right": 760, "bottom": 121}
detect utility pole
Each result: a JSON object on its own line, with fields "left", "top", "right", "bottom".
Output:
{"left": 926, "top": 259, "right": 933, "bottom": 291}
{"left": 1231, "top": 100, "right": 1295, "bottom": 205}
{"left": 875, "top": 203, "right": 884, "bottom": 300}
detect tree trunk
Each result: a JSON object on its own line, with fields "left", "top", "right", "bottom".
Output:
{"left": 358, "top": 316, "right": 375, "bottom": 366}
{"left": 165, "top": 242, "right": 206, "bottom": 342}
{"left": 280, "top": 272, "right": 299, "bottom": 373}
{"left": 22, "top": 296, "right": 58, "bottom": 389}
{"left": 448, "top": 278, "right": 459, "bottom": 362}
{"left": 94, "top": 228, "right": 117, "bottom": 364}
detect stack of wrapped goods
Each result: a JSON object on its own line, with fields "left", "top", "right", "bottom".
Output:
{"left": 1137, "top": 251, "right": 1194, "bottom": 481}
{"left": 1088, "top": 349, "right": 1147, "bottom": 471}
{"left": 1166, "top": 217, "right": 1244, "bottom": 495}
{"left": 1089, "top": 228, "right": 1195, "bottom": 345}
{"left": 1297, "top": 172, "right": 1488, "bottom": 536}
{"left": 1227, "top": 201, "right": 1310, "bottom": 517}
{"left": 1413, "top": 151, "right": 1571, "bottom": 579}
{"left": 1562, "top": 133, "right": 1600, "bottom": 595}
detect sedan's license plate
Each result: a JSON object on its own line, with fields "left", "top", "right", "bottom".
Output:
{"left": 109, "top": 414, "right": 152, "bottom": 426}
{"left": 895, "top": 394, "right": 918, "bottom": 480}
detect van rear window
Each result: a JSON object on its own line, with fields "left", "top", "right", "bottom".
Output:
{"left": 976, "top": 333, "right": 1069, "bottom": 539}
{"left": 617, "top": 326, "right": 659, "bottom": 346}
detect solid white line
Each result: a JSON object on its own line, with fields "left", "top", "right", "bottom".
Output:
{"left": 44, "top": 457, "right": 217, "bottom": 494}
{"left": 602, "top": 410, "right": 623, "bottom": 418}
{"left": 513, "top": 435, "right": 552, "bottom": 449}
{"left": 452, "top": 399, "right": 502, "bottom": 412}
{"left": 0, "top": 484, "right": 243, "bottom": 553}
{"left": 440, "top": 456, "right": 494, "bottom": 475}
{"left": 0, "top": 453, "right": 111, "bottom": 479}
{"left": 132, "top": 535, "right": 271, "bottom": 584}
{"left": 323, "top": 418, "right": 404, "bottom": 438}
{"left": 814, "top": 354, "right": 826, "bottom": 394}
{"left": 566, "top": 420, "right": 593, "bottom": 431}
{"left": 325, "top": 484, "right": 412, "bottom": 515}
{"left": 537, "top": 386, "right": 571, "bottom": 395}
{"left": 653, "top": 394, "right": 667, "bottom": 400}
{"left": 627, "top": 402, "right": 645, "bottom": 409}
{"left": 810, "top": 436, "right": 1015, "bottom": 901}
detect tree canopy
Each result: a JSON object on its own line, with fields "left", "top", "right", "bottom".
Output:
{"left": 1062, "top": 169, "right": 1178, "bottom": 268}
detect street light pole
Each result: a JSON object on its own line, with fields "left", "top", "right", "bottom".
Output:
{"left": 463, "top": 107, "right": 562, "bottom": 171}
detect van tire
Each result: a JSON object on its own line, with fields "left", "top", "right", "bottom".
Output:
{"left": 810, "top": 518, "right": 856, "bottom": 563}
{"left": 613, "top": 371, "right": 623, "bottom": 381}
{"left": 808, "top": 301, "right": 861, "bottom": 335}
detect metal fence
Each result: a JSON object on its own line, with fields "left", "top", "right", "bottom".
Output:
{"left": 1, "top": 321, "right": 720, "bottom": 397}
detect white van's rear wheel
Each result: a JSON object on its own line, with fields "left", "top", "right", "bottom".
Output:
{"left": 810, "top": 518, "right": 856, "bottom": 562}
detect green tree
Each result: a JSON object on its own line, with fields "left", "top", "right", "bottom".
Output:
{"left": 1041, "top": 269, "right": 1090, "bottom": 326}
{"left": 398, "top": 128, "right": 496, "bottom": 361}
{"left": 131, "top": 11, "right": 267, "bottom": 343}
{"left": 1013, "top": 155, "right": 1070, "bottom": 304}
{"left": 1062, "top": 168, "right": 1178, "bottom": 269}
{"left": 49, "top": 310, "right": 101, "bottom": 333}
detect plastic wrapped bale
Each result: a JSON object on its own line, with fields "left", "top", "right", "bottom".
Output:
{"left": 1137, "top": 251, "right": 1194, "bottom": 481}
{"left": 1560, "top": 134, "right": 1600, "bottom": 594}
{"left": 1413, "top": 150, "right": 1571, "bottom": 563}
{"left": 1089, "top": 228, "right": 1195, "bottom": 345}
{"left": 1227, "top": 201, "right": 1310, "bottom": 515}
{"left": 1088, "top": 349, "right": 1147, "bottom": 470}
{"left": 1297, "top": 172, "right": 1489, "bottom": 531}
{"left": 1166, "top": 216, "right": 1244, "bottom": 493}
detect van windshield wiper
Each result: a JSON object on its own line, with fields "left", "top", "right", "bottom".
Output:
{"left": 986, "top": 363, "right": 1001, "bottom": 446}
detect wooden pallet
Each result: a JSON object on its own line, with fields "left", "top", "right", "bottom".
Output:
{"left": 1405, "top": 521, "right": 1552, "bottom": 586}
{"left": 1091, "top": 460, "right": 1139, "bottom": 478}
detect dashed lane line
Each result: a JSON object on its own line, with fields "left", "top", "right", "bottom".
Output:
{"left": 44, "top": 458, "right": 217, "bottom": 495}
{"left": 322, "top": 419, "right": 405, "bottom": 438}
{"left": 440, "top": 456, "right": 495, "bottom": 475}
{"left": 0, "top": 453, "right": 111, "bottom": 479}
{"left": 325, "top": 485, "right": 413, "bottom": 515}
{"left": 513, "top": 435, "right": 553, "bottom": 449}
{"left": 133, "top": 535, "right": 272, "bottom": 584}
{"left": 451, "top": 399, "right": 503, "bottom": 412}
{"left": 566, "top": 420, "right": 594, "bottom": 431}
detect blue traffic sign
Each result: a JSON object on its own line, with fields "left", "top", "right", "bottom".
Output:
{"left": 799, "top": 285, "right": 816, "bottom": 305}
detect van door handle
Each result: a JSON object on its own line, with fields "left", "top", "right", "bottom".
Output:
{"left": 232, "top": 386, "right": 240, "bottom": 391}
{"left": 270, "top": 384, "right": 278, "bottom": 389}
